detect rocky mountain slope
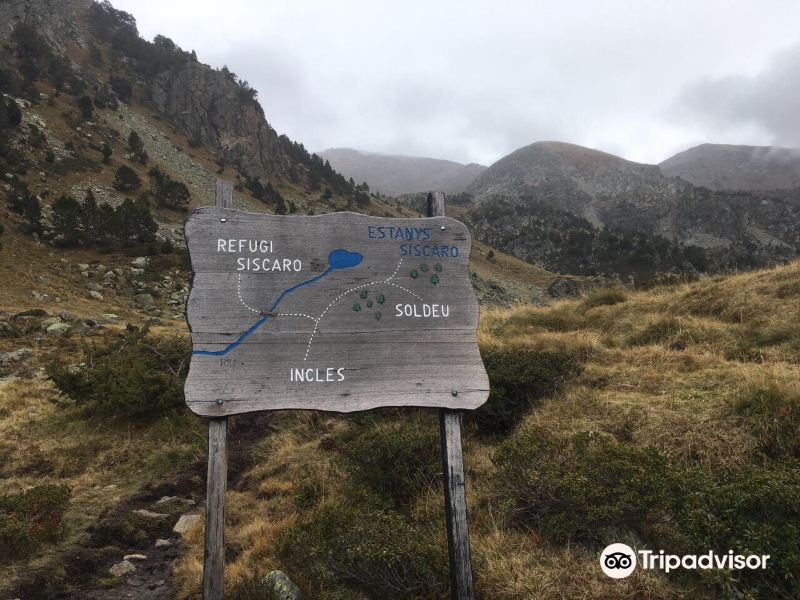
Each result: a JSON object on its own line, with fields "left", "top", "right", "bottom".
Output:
{"left": 660, "top": 143, "right": 800, "bottom": 191}
{"left": 464, "top": 141, "right": 800, "bottom": 280}
{"left": 319, "top": 147, "right": 486, "bottom": 196}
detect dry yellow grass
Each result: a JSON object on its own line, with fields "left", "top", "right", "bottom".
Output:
{"left": 166, "top": 261, "right": 799, "bottom": 599}
{"left": 0, "top": 376, "right": 205, "bottom": 592}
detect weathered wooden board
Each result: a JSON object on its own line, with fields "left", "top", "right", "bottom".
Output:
{"left": 184, "top": 208, "right": 489, "bottom": 416}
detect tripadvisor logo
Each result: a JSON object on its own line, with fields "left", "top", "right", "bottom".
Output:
{"left": 600, "top": 543, "right": 770, "bottom": 578}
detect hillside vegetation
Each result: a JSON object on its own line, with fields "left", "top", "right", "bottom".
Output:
{"left": 163, "top": 261, "right": 797, "bottom": 599}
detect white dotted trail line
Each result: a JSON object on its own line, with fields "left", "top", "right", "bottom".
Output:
{"left": 387, "top": 282, "right": 422, "bottom": 301}
{"left": 304, "top": 258, "right": 422, "bottom": 361}
{"left": 237, "top": 274, "right": 261, "bottom": 314}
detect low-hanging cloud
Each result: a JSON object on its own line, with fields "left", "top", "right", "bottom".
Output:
{"left": 113, "top": 0, "right": 800, "bottom": 165}
{"left": 672, "top": 43, "right": 800, "bottom": 149}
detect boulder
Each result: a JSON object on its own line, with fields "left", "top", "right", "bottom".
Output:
{"left": 86, "top": 283, "right": 103, "bottom": 292}
{"left": 131, "top": 257, "right": 149, "bottom": 269}
{"left": 109, "top": 560, "right": 136, "bottom": 577}
{"left": 59, "top": 310, "right": 75, "bottom": 322}
{"left": 41, "top": 316, "right": 62, "bottom": 331}
{"left": 46, "top": 322, "right": 71, "bottom": 337}
{"left": 155, "top": 538, "right": 171, "bottom": 548}
{"left": 102, "top": 313, "right": 119, "bottom": 324}
{"left": 88, "top": 290, "right": 104, "bottom": 301}
{"left": 172, "top": 513, "right": 200, "bottom": 536}
{"left": 134, "top": 293, "right": 154, "bottom": 308}
{"left": 262, "top": 571, "right": 302, "bottom": 600}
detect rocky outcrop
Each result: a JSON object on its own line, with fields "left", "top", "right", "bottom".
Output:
{"left": 0, "top": 0, "right": 90, "bottom": 49}
{"left": 151, "top": 62, "right": 289, "bottom": 181}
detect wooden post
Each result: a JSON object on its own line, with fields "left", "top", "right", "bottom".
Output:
{"left": 428, "top": 191, "right": 476, "bottom": 600}
{"left": 203, "top": 180, "right": 233, "bottom": 600}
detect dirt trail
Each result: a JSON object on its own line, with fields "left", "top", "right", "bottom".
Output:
{"left": 11, "top": 415, "right": 274, "bottom": 600}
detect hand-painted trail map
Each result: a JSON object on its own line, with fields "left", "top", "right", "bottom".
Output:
{"left": 184, "top": 208, "right": 489, "bottom": 416}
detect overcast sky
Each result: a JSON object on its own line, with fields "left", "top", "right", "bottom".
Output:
{"left": 112, "top": 0, "right": 800, "bottom": 166}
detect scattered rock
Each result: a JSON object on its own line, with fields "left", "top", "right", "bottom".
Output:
{"left": 86, "top": 282, "right": 103, "bottom": 292}
{"left": 59, "top": 310, "right": 75, "bottom": 322}
{"left": 0, "top": 348, "right": 33, "bottom": 364}
{"left": 154, "top": 538, "right": 171, "bottom": 548}
{"left": 156, "top": 495, "right": 178, "bottom": 505}
{"left": 132, "top": 509, "right": 169, "bottom": 519}
{"left": 134, "top": 293, "right": 154, "bottom": 308}
{"left": 78, "top": 263, "right": 90, "bottom": 271}
{"left": 88, "top": 290, "right": 104, "bottom": 301}
{"left": 131, "top": 257, "right": 149, "bottom": 269}
{"left": 41, "top": 316, "right": 62, "bottom": 330}
{"left": 102, "top": 313, "right": 119, "bottom": 324}
{"left": 46, "top": 322, "right": 71, "bottom": 337}
{"left": 109, "top": 560, "right": 136, "bottom": 577}
{"left": 172, "top": 513, "right": 200, "bottom": 536}
{"left": 263, "top": 570, "right": 302, "bottom": 600}
{"left": 103, "top": 270, "right": 117, "bottom": 280}
{"left": 124, "top": 554, "right": 148, "bottom": 561}
{"left": 0, "top": 322, "right": 13, "bottom": 337}
{"left": 84, "top": 318, "right": 100, "bottom": 329}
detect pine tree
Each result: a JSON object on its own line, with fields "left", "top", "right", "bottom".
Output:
{"left": 52, "top": 194, "right": 83, "bottom": 246}
{"left": 77, "top": 95, "right": 93, "bottom": 120}
{"left": 9, "top": 187, "right": 42, "bottom": 234}
{"left": 81, "top": 188, "right": 101, "bottom": 242}
{"left": 113, "top": 198, "right": 156, "bottom": 245}
{"left": 6, "top": 99, "right": 22, "bottom": 127}
{"left": 275, "top": 193, "right": 288, "bottom": 215}
{"left": 127, "top": 130, "right": 147, "bottom": 163}
{"left": 113, "top": 164, "right": 141, "bottom": 191}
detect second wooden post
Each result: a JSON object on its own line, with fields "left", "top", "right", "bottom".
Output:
{"left": 428, "top": 191, "right": 476, "bottom": 600}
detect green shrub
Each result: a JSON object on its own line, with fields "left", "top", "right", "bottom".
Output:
{"left": 492, "top": 428, "right": 670, "bottom": 542}
{"left": 277, "top": 502, "right": 447, "bottom": 599}
{"left": 732, "top": 382, "right": 800, "bottom": 460}
{"left": 0, "top": 484, "right": 70, "bottom": 562}
{"left": 340, "top": 416, "right": 439, "bottom": 508}
{"left": 674, "top": 467, "right": 800, "bottom": 599}
{"left": 46, "top": 325, "right": 189, "bottom": 420}
{"left": 473, "top": 348, "right": 582, "bottom": 434}
{"left": 579, "top": 288, "right": 628, "bottom": 310}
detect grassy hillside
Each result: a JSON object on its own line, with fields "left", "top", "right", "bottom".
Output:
{"left": 163, "top": 261, "right": 796, "bottom": 599}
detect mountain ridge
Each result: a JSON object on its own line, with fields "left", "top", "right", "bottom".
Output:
{"left": 319, "top": 147, "right": 486, "bottom": 196}
{"left": 463, "top": 140, "right": 800, "bottom": 279}
{"left": 660, "top": 142, "right": 800, "bottom": 191}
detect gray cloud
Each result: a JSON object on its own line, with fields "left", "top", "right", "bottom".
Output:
{"left": 113, "top": 0, "right": 800, "bottom": 165}
{"left": 672, "top": 43, "right": 800, "bottom": 148}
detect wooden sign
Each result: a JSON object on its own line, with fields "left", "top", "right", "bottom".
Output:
{"left": 184, "top": 208, "right": 489, "bottom": 416}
